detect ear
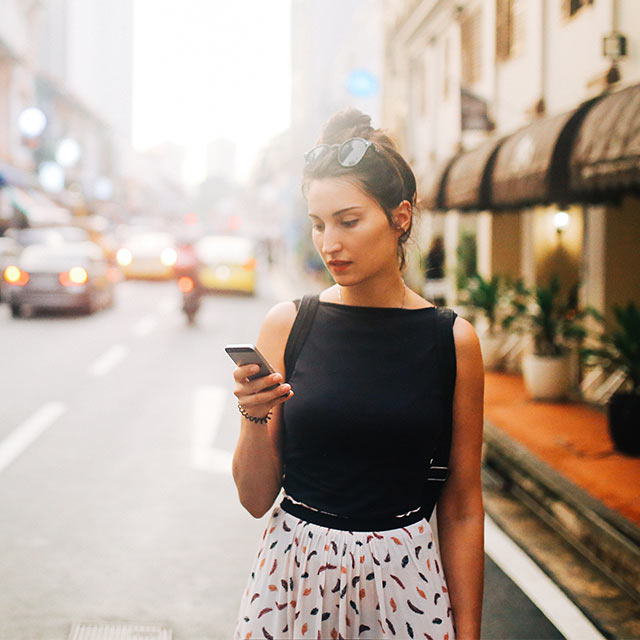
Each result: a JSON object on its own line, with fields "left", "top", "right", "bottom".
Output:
{"left": 392, "top": 200, "right": 412, "bottom": 234}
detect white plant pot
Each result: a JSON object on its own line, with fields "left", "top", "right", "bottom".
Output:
{"left": 479, "top": 333, "right": 504, "bottom": 370}
{"left": 522, "top": 353, "right": 571, "bottom": 400}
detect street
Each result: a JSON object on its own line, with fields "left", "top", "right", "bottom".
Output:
{"left": 0, "top": 273, "right": 594, "bottom": 639}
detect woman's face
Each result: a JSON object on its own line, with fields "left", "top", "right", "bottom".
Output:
{"left": 307, "top": 177, "right": 406, "bottom": 285}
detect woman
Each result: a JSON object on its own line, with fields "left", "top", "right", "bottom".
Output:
{"left": 232, "top": 109, "right": 484, "bottom": 639}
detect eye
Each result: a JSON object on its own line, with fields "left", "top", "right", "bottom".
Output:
{"left": 341, "top": 219, "right": 358, "bottom": 228}
{"left": 310, "top": 221, "right": 324, "bottom": 232}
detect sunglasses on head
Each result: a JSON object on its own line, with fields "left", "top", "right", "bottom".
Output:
{"left": 304, "top": 137, "right": 379, "bottom": 168}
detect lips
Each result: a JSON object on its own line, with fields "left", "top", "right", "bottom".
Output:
{"left": 328, "top": 260, "right": 352, "bottom": 272}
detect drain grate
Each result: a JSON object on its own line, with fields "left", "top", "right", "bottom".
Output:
{"left": 68, "top": 622, "right": 172, "bottom": 640}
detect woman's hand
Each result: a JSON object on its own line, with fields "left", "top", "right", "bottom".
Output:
{"left": 233, "top": 364, "right": 294, "bottom": 420}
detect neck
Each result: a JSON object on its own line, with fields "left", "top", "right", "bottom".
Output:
{"left": 338, "top": 273, "right": 406, "bottom": 308}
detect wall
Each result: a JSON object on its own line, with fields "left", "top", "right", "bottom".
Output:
{"left": 65, "top": 0, "right": 133, "bottom": 141}
{"left": 604, "top": 195, "right": 640, "bottom": 323}
{"left": 490, "top": 211, "right": 522, "bottom": 280}
{"left": 494, "top": 0, "right": 542, "bottom": 134}
{"left": 0, "top": 1, "right": 29, "bottom": 58}
{"left": 533, "top": 204, "right": 583, "bottom": 293}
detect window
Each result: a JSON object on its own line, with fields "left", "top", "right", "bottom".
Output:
{"left": 461, "top": 7, "right": 482, "bottom": 85}
{"left": 564, "top": 0, "right": 594, "bottom": 17}
{"left": 496, "top": 0, "right": 524, "bottom": 61}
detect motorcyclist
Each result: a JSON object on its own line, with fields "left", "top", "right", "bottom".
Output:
{"left": 174, "top": 232, "right": 203, "bottom": 323}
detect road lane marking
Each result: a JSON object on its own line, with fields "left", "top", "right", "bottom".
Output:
{"left": 484, "top": 515, "right": 605, "bottom": 640}
{"left": 0, "top": 402, "right": 67, "bottom": 473}
{"left": 191, "top": 385, "right": 233, "bottom": 474}
{"left": 133, "top": 314, "right": 158, "bottom": 337}
{"left": 88, "top": 344, "right": 129, "bottom": 377}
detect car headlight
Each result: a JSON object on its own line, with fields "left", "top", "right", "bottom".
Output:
{"left": 161, "top": 247, "right": 177, "bottom": 266}
{"left": 4, "top": 265, "right": 29, "bottom": 286}
{"left": 116, "top": 248, "right": 132, "bottom": 266}
{"left": 69, "top": 266, "right": 88, "bottom": 284}
{"left": 59, "top": 266, "right": 88, "bottom": 286}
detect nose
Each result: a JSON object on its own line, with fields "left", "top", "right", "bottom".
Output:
{"left": 321, "top": 226, "right": 342, "bottom": 255}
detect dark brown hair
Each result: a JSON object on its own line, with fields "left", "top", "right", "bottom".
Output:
{"left": 302, "top": 108, "right": 417, "bottom": 270}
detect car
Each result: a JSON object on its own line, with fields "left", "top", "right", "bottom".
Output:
{"left": 195, "top": 235, "right": 256, "bottom": 295}
{"left": 115, "top": 231, "right": 177, "bottom": 280}
{"left": 0, "top": 236, "right": 21, "bottom": 302}
{"left": 3, "top": 241, "right": 116, "bottom": 317}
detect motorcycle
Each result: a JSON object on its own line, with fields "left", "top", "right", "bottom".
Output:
{"left": 174, "top": 242, "right": 203, "bottom": 325}
{"left": 178, "top": 272, "right": 202, "bottom": 324}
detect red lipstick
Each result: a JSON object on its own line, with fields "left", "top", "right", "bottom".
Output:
{"left": 327, "top": 260, "right": 352, "bottom": 273}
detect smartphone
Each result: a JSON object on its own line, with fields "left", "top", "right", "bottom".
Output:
{"left": 225, "top": 344, "right": 279, "bottom": 390}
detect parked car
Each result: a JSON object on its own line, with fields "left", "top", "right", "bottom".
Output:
{"left": 115, "top": 231, "right": 177, "bottom": 280}
{"left": 3, "top": 241, "right": 116, "bottom": 317}
{"left": 195, "top": 235, "right": 256, "bottom": 295}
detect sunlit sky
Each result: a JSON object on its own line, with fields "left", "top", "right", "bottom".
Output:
{"left": 132, "top": 0, "right": 292, "bottom": 185}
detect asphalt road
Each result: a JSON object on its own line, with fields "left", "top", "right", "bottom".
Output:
{"left": 0, "top": 270, "right": 574, "bottom": 639}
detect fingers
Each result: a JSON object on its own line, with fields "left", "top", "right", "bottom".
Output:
{"left": 233, "top": 366, "right": 293, "bottom": 409}
{"left": 236, "top": 383, "right": 292, "bottom": 407}
{"left": 232, "top": 363, "right": 261, "bottom": 382}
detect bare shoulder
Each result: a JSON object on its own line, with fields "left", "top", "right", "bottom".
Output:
{"left": 261, "top": 300, "right": 298, "bottom": 337}
{"left": 452, "top": 316, "right": 483, "bottom": 365}
{"left": 257, "top": 300, "right": 298, "bottom": 373}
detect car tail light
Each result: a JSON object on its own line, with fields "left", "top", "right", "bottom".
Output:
{"left": 116, "top": 247, "right": 132, "bottom": 266}
{"left": 178, "top": 276, "right": 195, "bottom": 293}
{"left": 4, "top": 265, "right": 29, "bottom": 286}
{"left": 59, "top": 266, "right": 88, "bottom": 286}
{"left": 242, "top": 257, "right": 256, "bottom": 270}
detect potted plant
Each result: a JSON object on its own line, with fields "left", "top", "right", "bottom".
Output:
{"left": 582, "top": 302, "right": 640, "bottom": 455}
{"left": 503, "top": 276, "right": 586, "bottom": 400}
{"left": 466, "top": 274, "right": 503, "bottom": 369}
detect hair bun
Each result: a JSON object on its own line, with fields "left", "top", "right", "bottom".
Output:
{"left": 319, "top": 107, "right": 374, "bottom": 144}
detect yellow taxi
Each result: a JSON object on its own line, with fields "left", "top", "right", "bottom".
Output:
{"left": 115, "top": 231, "right": 177, "bottom": 280}
{"left": 195, "top": 235, "right": 256, "bottom": 295}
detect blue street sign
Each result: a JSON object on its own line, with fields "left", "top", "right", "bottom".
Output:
{"left": 346, "top": 69, "right": 379, "bottom": 98}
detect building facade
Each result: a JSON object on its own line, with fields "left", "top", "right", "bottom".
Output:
{"left": 0, "top": 0, "right": 186, "bottom": 228}
{"left": 384, "top": 0, "right": 640, "bottom": 337}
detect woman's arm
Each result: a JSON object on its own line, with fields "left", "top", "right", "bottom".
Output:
{"left": 436, "top": 316, "right": 485, "bottom": 639}
{"left": 232, "top": 301, "right": 297, "bottom": 518}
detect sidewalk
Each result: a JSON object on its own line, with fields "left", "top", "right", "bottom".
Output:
{"left": 484, "top": 371, "right": 640, "bottom": 526}
{"left": 482, "top": 371, "right": 640, "bottom": 603}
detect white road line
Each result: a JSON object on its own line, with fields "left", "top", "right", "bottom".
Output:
{"left": 0, "top": 402, "right": 67, "bottom": 473}
{"left": 484, "top": 515, "right": 605, "bottom": 640}
{"left": 88, "top": 344, "right": 129, "bottom": 377}
{"left": 191, "top": 385, "right": 233, "bottom": 474}
{"left": 133, "top": 314, "right": 158, "bottom": 337}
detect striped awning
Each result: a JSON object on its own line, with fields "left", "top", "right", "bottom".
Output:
{"left": 570, "top": 83, "right": 640, "bottom": 197}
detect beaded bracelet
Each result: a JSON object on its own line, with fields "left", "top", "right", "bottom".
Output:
{"left": 238, "top": 402, "right": 272, "bottom": 424}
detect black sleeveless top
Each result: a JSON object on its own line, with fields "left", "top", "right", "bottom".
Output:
{"left": 282, "top": 301, "right": 455, "bottom": 520}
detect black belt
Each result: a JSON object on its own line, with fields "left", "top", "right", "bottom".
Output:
{"left": 280, "top": 497, "right": 425, "bottom": 532}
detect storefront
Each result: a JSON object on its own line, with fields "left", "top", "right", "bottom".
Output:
{"left": 426, "top": 82, "right": 640, "bottom": 325}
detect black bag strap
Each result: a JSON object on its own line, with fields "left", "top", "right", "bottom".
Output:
{"left": 283, "top": 294, "right": 320, "bottom": 380}
{"left": 422, "top": 307, "right": 457, "bottom": 518}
